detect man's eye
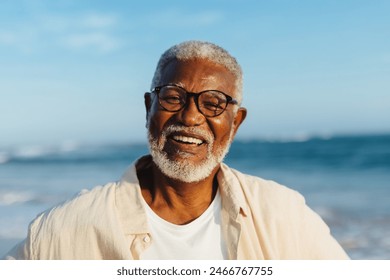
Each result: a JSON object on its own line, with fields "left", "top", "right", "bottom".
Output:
{"left": 163, "top": 95, "right": 182, "bottom": 104}
{"left": 203, "top": 101, "right": 223, "bottom": 110}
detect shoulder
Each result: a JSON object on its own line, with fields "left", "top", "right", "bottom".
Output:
{"left": 222, "top": 164, "right": 325, "bottom": 231}
{"left": 50, "top": 182, "right": 117, "bottom": 217}
{"left": 221, "top": 163, "right": 311, "bottom": 225}
{"left": 222, "top": 163, "right": 305, "bottom": 207}
{"left": 30, "top": 182, "right": 119, "bottom": 238}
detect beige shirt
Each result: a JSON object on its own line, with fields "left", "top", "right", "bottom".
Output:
{"left": 5, "top": 156, "right": 349, "bottom": 260}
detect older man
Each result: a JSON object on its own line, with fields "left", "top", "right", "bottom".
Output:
{"left": 5, "top": 41, "right": 348, "bottom": 260}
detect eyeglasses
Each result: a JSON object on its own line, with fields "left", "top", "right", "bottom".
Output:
{"left": 152, "top": 83, "right": 238, "bottom": 117}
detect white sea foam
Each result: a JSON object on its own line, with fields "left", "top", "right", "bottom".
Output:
{"left": 0, "top": 153, "right": 9, "bottom": 164}
{"left": 14, "top": 145, "right": 52, "bottom": 158}
{"left": 0, "top": 191, "right": 34, "bottom": 206}
{"left": 0, "top": 142, "right": 82, "bottom": 164}
{"left": 259, "top": 132, "right": 334, "bottom": 143}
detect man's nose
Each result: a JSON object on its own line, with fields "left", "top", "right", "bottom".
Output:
{"left": 177, "top": 95, "right": 205, "bottom": 126}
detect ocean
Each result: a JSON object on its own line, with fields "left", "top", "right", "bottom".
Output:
{"left": 1, "top": 134, "right": 389, "bottom": 259}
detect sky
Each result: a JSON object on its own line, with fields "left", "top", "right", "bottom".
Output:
{"left": 1, "top": 0, "right": 389, "bottom": 147}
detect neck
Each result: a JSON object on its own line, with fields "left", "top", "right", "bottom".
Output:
{"left": 137, "top": 158, "right": 220, "bottom": 224}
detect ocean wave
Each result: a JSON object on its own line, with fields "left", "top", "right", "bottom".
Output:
{"left": 1, "top": 142, "right": 86, "bottom": 163}
{"left": 254, "top": 133, "right": 334, "bottom": 143}
{"left": 0, "top": 142, "right": 148, "bottom": 165}
{"left": 0, "top": 190, "right": 66, "bottom": 206}
{"left": 2, "top": 135, "right": 389, "bottom": 170}
{"left": 0, "top": 153, "right": 10, "bottom": 164}
{"left": 0, "top": 191, "right": 35, "bottom": 206}
{"left": 12, "top": 141, "right": 81, "bottom": 158}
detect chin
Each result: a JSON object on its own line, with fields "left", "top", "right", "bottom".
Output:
{"left": 147, "top": 128, "right": 233, "bottom": 183}
{"left": 150, "top": 148, "right": 219, "bottom": 183}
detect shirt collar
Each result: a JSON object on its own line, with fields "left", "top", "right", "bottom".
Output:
{"left": 115, "top": 156, "right": 150, "bottom": 235}
{"left": 218, "top": 163, "right": 248, "bottom": 218}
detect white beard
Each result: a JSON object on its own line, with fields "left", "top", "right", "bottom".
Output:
{"left": 148, "top": 125, "right": 233, "bottom": 183}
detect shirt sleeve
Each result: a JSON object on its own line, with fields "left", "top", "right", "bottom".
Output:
{"left": 297, "top": 200, "right": 350, "bottom": 259}
{"left": 276, "top": 186, "right": 349, "bottom": 259}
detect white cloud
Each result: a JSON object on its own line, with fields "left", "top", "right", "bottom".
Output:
{"left": 62, "top": 32, "right": 121, "bottom": 53}
{"left": 1, "top": 11, "right": 122, "bottom": 54}
{"left": 82, "top": 13, "right": 118, "bottom": 29}
{"left": 41, "top": 12, "right": 118, "bottom": 32}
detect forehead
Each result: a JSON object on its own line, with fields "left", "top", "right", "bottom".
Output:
{"left": 159, "top": 59, "right": 236, "bottom": 95}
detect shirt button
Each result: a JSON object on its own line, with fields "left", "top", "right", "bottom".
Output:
{"left": 143, "top": 236, "right": 150, "bottom": 243}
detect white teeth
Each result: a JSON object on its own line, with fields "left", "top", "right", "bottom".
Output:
{"left": 173, "top": 135, "right": 203, "bottom": 145}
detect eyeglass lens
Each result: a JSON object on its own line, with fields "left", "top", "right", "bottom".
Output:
{"left": 158, "top": 85, "right": 228, "bottom": 117}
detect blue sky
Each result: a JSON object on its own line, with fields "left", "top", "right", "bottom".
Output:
{"left": 1, "top": 0, "right": 389, "bottom": 147}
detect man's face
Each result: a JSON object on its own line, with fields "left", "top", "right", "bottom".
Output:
{"left": 145, "top": 59, "right": 246, "bottom": 182}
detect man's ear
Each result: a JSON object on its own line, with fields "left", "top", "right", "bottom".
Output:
{"left": 232, "top": 107, "right": 247, "bottom": 138}
{"left": 144, "top": 92, "right": 152, "bottom": 125}
{"left": 144, "top": 92, "right": 152, "bottom": 110}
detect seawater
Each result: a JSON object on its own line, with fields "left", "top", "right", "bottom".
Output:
{"left": 1, "top": 134, "right": 389, "bottom": 259}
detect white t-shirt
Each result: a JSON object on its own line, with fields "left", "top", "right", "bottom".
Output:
{"left": 140, "top": 191, "right": 227, "bottom": 260}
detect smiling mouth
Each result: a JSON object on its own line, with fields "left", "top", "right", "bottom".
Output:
{"left": 171, "top": 135, "right": 204, "bottom": 145}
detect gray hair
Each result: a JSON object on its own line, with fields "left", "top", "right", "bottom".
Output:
{"left": 151, "top": 40, "right": 243, "bottom": 104}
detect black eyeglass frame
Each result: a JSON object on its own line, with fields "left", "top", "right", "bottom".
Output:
{"left": 151, "top": 83, "right": 238, "bottom": 117}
